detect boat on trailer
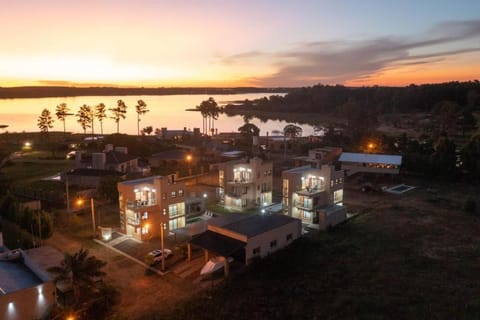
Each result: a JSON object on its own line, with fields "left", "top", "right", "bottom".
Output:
{"left": 200, "top": 257, "right": 234, "bottom": 275}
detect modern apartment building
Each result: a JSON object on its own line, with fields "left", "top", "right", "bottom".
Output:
{"left": 117, "top": 174, "right": 186, "bottom": 241}
{"left": 282, "top": 165, "right": 346, "bottom": 229}
{"left": 217, "top": 157, "right": 273, "bottom": 210}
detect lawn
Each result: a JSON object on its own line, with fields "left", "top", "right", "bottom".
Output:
{"left": 2, "top": 154, "right": 74, "bottom": 185}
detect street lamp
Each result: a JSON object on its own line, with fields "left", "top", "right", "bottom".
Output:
{"left": 22, "top": 141, "right": 32, "bottom": 152}
{"left": 186, "top": 154, "right": 193, "bottom": 176}
{"left": 75, "top": 197, "right": 96, "bottom": 236}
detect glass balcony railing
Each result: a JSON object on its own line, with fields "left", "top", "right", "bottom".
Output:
{"left": 293, "top": 201, "right": 314, "bottom": 210}
{"left": 126, "top": 217, "right": 140, "bottom": 226}
{"left": 227, "top": 179, "right": 253, "bottom": 185}
{"left": 127, "top": 200, "right": 156, "bottom": 209}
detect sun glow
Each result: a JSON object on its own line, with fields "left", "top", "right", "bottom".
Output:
{"left": 0, "top": 54, "right": 191, "bottom": 85}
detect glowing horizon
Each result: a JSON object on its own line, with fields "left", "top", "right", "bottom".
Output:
{"left": 1, "top": 1, "right": 479, "bottom": 88}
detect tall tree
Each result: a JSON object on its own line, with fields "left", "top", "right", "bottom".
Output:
{"left": 206, "top": 97, "right": 219, "bottom": 136}
{"left": 109, "top": 100, "right": 127, "bottom": 134}
{"left": 47, "top": 248, "right": 107, "bottom": 301}
{"left": 196, "top": 97, "right": 219, "bottom": 136}
{"left": 55, "top": 103, "right": 71, "bottom": 135}
{"left": 283, "top": 124, "right": 302, "bottom": 158}
{"left": 462, "top": 134, "right": 480, "bottom": 179}
{"left": 434, "top": 100, "right": 460, "bottom": 134}
{"left": 238, "top": 122, "right": 260, "bottom": 154}
{"left": 431, "top": 134, "right": 457, "bottom": 177}
{"left": 76, "top": 104, "right": 93, "bottom": 135}
{"left": 95, "top": 103, "right": 107, "bottom": 136}
{"left": 196, "top": 101, "right": 208, "bottom": 135}
{"left": 135, "top": 100, "right": 149, "bottom": 136}
{"left": 37, "top": 108, "right": 54, "bottom": 133}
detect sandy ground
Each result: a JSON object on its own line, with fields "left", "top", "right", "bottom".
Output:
{"left": 46, "top": 202, "right": 209, "bottom": 320}
{"left": 45, "top": 230, "right": 206, "bottom": 319}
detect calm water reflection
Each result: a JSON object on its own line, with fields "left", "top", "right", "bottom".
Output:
{"left": 0, "top": 93, "right": 315, "bottom": 136}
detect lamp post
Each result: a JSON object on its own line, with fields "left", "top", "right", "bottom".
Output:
{"left": 65, "top": 176, "right": 70, "bottom": 214}
{"left": 90, "top": 198, "right": 96, "bottom": 236}
{"left": 186, "top": 154, "right": 193, "bottom": 176}
{"left": 76, "top": 197, "right": 96, "bottom": 236}
{"left": 160, "top": 222, "right": 165, "bottom": 271}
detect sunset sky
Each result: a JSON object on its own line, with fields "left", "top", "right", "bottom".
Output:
{"left": 1, "top": 0, "right": 480, "bottom": 87}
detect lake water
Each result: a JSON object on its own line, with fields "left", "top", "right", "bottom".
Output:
{"left": 0, "top": 93, "right": 316, "bottom": 136}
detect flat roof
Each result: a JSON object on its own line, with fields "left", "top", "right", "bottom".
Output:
{"left": 339, "top": 152, "right": 402, "bottom": 165}
{"left": 222, "top": 214, "right": 298, "bottom": 238}
{"left": 190, "top": 230, "right": 245, "bottom": 257}
{"left": 24, "top": 246, "right": 65, "bottom": 281}
{"left": 119, "top": 175, "right": 163, "bottom": 185}
{"left": 208, "top": 213, "right": 253, "bottom": 228}
{"left": 283, "top": 165, "right": 314, "bottom": 174}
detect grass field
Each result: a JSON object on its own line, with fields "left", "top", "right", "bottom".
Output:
{"left": 148, "top": 179, "right": 480, "bottom": 319}
{"left": 2, "top": 152, "right": 74, "bottom": 185}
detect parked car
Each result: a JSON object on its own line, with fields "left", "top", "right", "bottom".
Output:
{"left": 147, "top": 248, "right": 173, "bottom": 264}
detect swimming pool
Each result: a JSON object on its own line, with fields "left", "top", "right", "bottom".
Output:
{"left": 385, "top": 184, "right": 416, "bottom": 194}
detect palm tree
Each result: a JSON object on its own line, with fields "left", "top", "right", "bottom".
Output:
{"left": 109, "top": 100, "right": 127, "bottom": 134}
{"left": 196, "top": 102, "right": 208, "bottom": 135}
{"left": 55, "top": 103, "right": 72, "bottom": 135}
{"left": 76, "top": 104, "right": 93, "bottom": 135}
{"left": 283, "top": 124, "right": 302, "bottom": 158}
{"left": 135, "top": 100, "right": 149, "bottom": 136}
{"left": 95, "top": 103, "right": 107, "bottom": 136}
{"left": 208, "top": 99, "right": 220, "bottom": 136}
{"left": 48, "top": 248, "right": 106, "bottom": 302}
{"left": 196, "top": 97, "right": 219, "bottom": 136}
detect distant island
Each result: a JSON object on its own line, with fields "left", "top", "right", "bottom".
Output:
{"left": 0, "top": 86, "right": 293, "bottom": 99}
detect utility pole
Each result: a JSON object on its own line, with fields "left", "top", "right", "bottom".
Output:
{"left": 160, "top": 223, "right": 165, "bottom": 271}
{"left": 91, "top": 198, "right": 96, "bottom": 236}
{"left": 66, "top": 176, "right": 70, "bottom": 214}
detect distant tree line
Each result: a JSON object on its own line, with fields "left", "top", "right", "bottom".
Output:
{"left": 0, "top": 86, "right": 291, "bottom": 99}
{"left": 223, "top": 81, "right": 480, "bottom": 119}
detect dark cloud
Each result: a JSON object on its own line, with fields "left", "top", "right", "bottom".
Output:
{"left": 223, "top": 19, "right": 480, "bottom": 86}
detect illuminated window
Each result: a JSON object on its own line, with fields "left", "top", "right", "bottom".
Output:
{"left": 162, "top": 193, "right": 167, "bottom": 200}
{"left": 171, "top": 191, "right": 176, "bottom": 198}
{"left": 303, "top": 211, "right": 312, "bottom": 219}
{"left": 178, "top": 189, "right": 184, "bottom": 196}
{"left": 334, "top": 189, "right": 343, "bottom": 203}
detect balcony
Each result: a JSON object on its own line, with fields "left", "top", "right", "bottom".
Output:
{"left": 293, "top": 201, "right": 314, "bottom": 211}
{"left": 296, "top": 185, "right": 325, "bottom": 196}
{"left": 225, "top": 193, "right": 247, "bottom": 201}
{"left": 126, "top": 217, "right": 140, "bottom": 226}
{"left": 227, "top": 179, "right": 253, "bottom": 185}
{"left": 127, "top": 200, "right": 156, "bottom": 209}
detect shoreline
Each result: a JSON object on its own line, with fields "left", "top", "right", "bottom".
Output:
{"left": 0, "top": 86, "right": 292, "bottom": 100}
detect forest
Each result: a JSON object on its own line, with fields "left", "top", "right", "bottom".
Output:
{"left": 223, "top": 81, "right": 480, "bottom": 118}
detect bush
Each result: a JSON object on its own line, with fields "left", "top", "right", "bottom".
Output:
{"left": 464, "top": 198, "right": 477, "bottom": 214}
